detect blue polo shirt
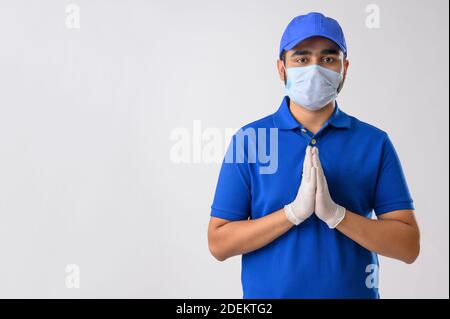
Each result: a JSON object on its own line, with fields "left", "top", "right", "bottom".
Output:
{"left": 210, "top": 96, "right": 415, "bottom": 299}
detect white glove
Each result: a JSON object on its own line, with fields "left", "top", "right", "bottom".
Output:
{"left": 284, "top": 146, "right": 316, "bottom": 225}
{"left": 312, "top": 147, "right": 346, "bottom": 229}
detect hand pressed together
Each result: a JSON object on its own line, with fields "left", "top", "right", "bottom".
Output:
{"left": 284, "top": 146, "right": 346, "bottom": 228}
{"left": 284, "top": 146, "right": 316, "bottom": 225}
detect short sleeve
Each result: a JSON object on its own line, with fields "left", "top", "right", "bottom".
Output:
{"left": 210, "top": 134, "right": 252, "bottom": 221}
{"left": 373, "top": 134, "right": 415, "bottom": 215}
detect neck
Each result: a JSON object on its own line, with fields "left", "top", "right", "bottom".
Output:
{"left": 289, "top": 100, "right": 336, "bottom": 134}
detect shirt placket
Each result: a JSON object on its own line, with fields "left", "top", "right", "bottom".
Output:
{"left": 298, "top": 124, "right": 328, "bottom": 147}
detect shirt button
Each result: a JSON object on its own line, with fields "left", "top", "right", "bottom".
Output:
{"left": 301, "top": 128, "right": 307, "bottom": 133}
{"left": 311, "top": 139, "right": 317, "bottom": 145}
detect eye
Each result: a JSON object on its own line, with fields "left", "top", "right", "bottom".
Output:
{"left": 322, "top": 57, "right": 334, "bottom": 63}
{"left": 296, "top": 57, "right": 308, "bottom": 64}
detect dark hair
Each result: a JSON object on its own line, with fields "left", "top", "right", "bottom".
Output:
{"left": 280, "top": 50, "right": 286, "bottom": 64}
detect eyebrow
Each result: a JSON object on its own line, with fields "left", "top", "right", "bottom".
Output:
{"left": 290, "top": 48, "right": 340, "bottom": 57}
{"left": 320, "top": 48, "right": 340, "bottom": 55}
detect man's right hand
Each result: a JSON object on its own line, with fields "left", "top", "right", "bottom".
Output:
{"left": 284, "top": 145, "right": 317, "bottom": 225}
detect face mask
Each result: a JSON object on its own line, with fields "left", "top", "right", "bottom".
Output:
{"left": 284, "top": 64, "right": 344, "bottom": 111}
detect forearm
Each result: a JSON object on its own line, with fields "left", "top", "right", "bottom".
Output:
{"left": 336, "top": 210, "right": 420, "bottom": 263}
{"left": 209, "top": 209, "right": 294, "bottom": 261}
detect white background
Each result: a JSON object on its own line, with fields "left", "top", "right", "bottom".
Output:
{"left": 0, "top": 0, "right": 448, "bottom": 298}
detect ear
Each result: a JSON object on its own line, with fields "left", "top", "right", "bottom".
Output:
{"left": 277, "top": 59, "right": 286, "bottom": 82}
{"left": 342, "top": 59, "right": 350, "bottom": 82}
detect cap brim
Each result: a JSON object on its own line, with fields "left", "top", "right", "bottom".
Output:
{"left": 282, "top": 33, "right": 346, "bottom": 57}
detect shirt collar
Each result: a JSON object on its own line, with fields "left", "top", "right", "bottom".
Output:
{"left": 273, "top": 96, "right": 352, "bottom": 130}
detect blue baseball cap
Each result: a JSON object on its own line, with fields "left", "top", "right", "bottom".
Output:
{"left": 279, "top": 12, "right": 347, "bottom": 59}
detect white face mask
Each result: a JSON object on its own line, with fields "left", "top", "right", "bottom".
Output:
{"left": 284, "top": 64, "right": 344, "bottom": 111}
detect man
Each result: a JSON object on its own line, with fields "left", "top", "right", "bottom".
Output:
{"left": 207, "top": 12, "right": 420, "bottom": 299}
